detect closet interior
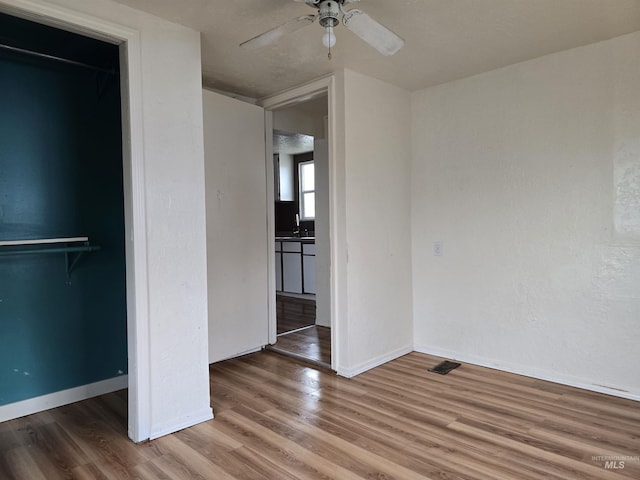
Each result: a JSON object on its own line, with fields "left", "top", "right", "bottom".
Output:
{"left": 0, "top": 13, "right": 127, "bottom": 409}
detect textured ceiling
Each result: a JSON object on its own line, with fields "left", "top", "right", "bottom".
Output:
{"left": 112, "top": 0, "right": 640, "bottom": 99}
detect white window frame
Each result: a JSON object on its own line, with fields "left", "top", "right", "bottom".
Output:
{"left": 298, "top": 160, "right": 315, "bottom": 221}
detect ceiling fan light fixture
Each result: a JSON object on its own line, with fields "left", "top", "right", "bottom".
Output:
{"left": 322, "top": 25, "right": 336, "bottom": 48}
{"left": 241, "top": 0, "right": 404, "bottom": 57}
{"left": 318, "top": 0, "right": 340, "bottom": 28}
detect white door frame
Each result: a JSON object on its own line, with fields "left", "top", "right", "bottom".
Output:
{"left": 260, "top": 75, "right": 339, "bottom": 370}
{"left": 0, "top": 0, "right": 151, "bottom": 442}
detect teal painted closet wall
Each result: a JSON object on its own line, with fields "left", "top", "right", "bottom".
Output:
{"left": 0, "top": 29, "right": 127, "bottom": 406}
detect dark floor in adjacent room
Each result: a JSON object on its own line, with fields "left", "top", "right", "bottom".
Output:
{"left": 276, "top": 295, "right": 316, "bottom": 334}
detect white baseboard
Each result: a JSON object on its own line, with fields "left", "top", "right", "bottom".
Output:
{"left": 414, "top": 344, "right": 640, "bottom": 402}
{"left": 338, "top": 344, "right": 413, "bottom": 378}
{"left": 0, "top": 375, "right": 128, "bottom": 423}
{"left": 149, "top": 407, "right": 214, "bottom": 440}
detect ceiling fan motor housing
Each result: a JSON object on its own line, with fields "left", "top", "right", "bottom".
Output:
{"left": 318, "top": 1, "right": 340, "bottom": 28}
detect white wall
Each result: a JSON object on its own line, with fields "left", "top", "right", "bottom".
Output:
{"left": 203, "top": 89, "right": 269, "bottom": 364}
{"left": 412, "top": 32, "right": 640, "bottom": 399}
{"left": 337, "top": 69, "right": 414, "bottom": 376}
{"left": 274, "top": 108, "right": 324, "bottom": 138}
{"left": 4, "top": 0, "right": 213, "bottom": 438}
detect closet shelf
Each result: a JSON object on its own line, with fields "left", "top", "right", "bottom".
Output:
{"left": 0, "top": 237, "right": 100, "bottom": 279}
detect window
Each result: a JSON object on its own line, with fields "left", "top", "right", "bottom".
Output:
{"left": 298, "top": 160, "right": 315, "bottom": 220}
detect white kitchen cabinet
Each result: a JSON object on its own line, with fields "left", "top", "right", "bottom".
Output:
{"left": 282, "top": 241, "right": 302, "bottom": 253}
{"left": 282, "top": 251, "right": 303, "bottom": 293}
{"left": 275, "top": 242, "right": 282, "bottom": 292}
{"left": 277, "top": 240, "right": 316, "bottom": 295}
{"left": 303, "top": 254, "right": 316, "bottom": 294}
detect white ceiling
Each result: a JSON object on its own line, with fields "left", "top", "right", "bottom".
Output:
{"left": 113, "top": 0, "right": 640, "bottom": 99}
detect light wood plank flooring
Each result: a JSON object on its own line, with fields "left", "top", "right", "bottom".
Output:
{"left": 276, "top": 295, "right": 316, "bottom": 334}
{"left": 274, "top": 294, "right": 331, "bottom": 367}
{"left": 1, "top": 351, "right": 639, "bottom": 479}
{"left": 272, "top": 325, "right": 331, "bottom": 366}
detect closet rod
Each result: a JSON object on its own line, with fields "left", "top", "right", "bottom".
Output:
{"left": 0, "top": 43, "right": 117, "bottom": 75}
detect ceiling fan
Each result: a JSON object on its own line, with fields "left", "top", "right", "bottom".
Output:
{"left": 240, "top": 0, "right": 404, "bottom": 57}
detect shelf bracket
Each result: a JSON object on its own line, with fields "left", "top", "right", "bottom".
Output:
{"left": 65, "top": 250, "right": 83, "bottom": 280}
{"left": 64, "top": 244, "right": 100, "bottom": 281}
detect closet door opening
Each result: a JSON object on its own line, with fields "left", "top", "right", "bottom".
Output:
{"left": 0, "top": 12, "right": 128, "bottom": 425}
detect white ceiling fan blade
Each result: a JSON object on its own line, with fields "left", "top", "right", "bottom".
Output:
{"left": 342, "top": 9, "right": 404, "bottom": 56}
{"left": 240, "top": 15, "right": 316, "bottom": 49}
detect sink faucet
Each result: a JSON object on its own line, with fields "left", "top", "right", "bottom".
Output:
{"left": 293, "top": 213, "right": 300, "bottom": 236}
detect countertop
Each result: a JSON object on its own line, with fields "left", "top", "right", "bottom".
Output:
{"left": 276, "top": 236, "right": 315, "bottom": 242}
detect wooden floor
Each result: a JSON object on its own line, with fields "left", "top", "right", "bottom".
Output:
{"left": 273, "top": 325, "right": 331, "bottom": 366}
{"left": 275, "top": 294, "right": 331, "bottom": 366}
{"left": 276, "top": 295, "right": 316, "bottom": 334}
{"left": 1, "top": 351, "right": 639, "bottom": 479}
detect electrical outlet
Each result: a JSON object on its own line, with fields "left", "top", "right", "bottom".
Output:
{"left": 433, "top": 241, "right": 443, "bottom": 256}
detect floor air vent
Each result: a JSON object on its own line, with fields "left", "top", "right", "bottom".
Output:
{"left": 429, "top": 360, "right": 461, "bottom": 375}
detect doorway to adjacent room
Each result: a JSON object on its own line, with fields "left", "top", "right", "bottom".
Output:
{"left": 266, "top": 95, "right": 332, "bottom": 368}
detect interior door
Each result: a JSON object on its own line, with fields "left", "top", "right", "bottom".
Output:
{"left": 203, "top": 89, "right": 268, "bottom": 363}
